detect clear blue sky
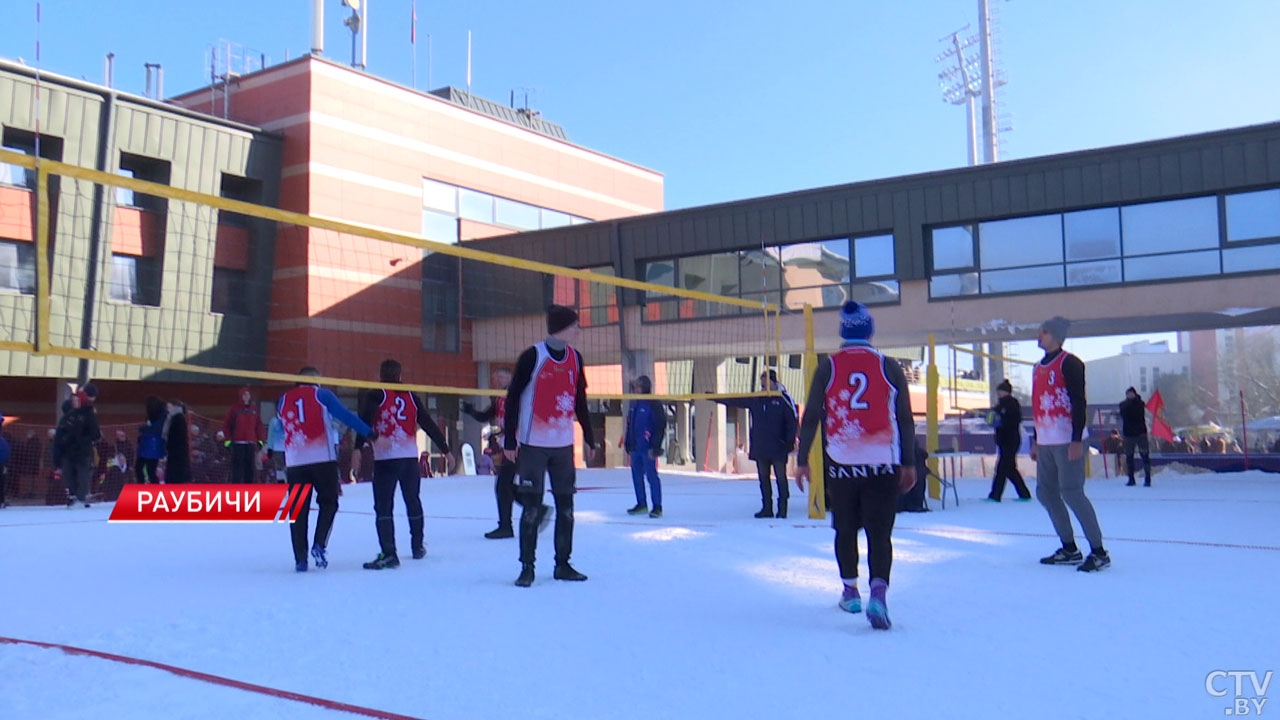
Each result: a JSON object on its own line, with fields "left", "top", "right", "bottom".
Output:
{"left": 0, "top": 1, "right": 1271, "bottom": 363}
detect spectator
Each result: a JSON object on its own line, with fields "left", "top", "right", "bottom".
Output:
{"left": 715, "top": 369, "right": 798, "bottom": 519}
{"left": 101, "top": 429, "right": 133, "bottom": 501}
{"left": 221, "top": 387, "right": 266, "bottom": 483}
{"left": 163, "top": 400, "right": 191, "bottom": 484}
{"left": 1102, "top": 430, "right": 1124, "bottom": 476}
{"left": 1119, "top": 388, "right": 1152, "bottom": 487}
{"left": 987, "top": 379, "right": 1031, "bottom": 502}
{"left": 136, "top": 396, "right": 167, "bottom": 484}
{"left": 55, "top": 390, "right": 101, "bottom": 507}
{"left": 623, "top": 375, "right": 666, "bottom": 519}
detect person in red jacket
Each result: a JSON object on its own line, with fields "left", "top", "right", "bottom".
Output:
{"left": 222, "top": 387, "right": 265, "bottom": 483}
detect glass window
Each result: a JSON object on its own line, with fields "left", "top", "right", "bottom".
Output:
{"left": 458, "top": 189, "right": 494, "bottom": 224}
{"left": 422, "top": 253, "right": 460, "bottom": 353}
{"left": 644, "top": 260, "right": 676, "bottom": 289}
{"left": 1225, "top": 189, "right": 1280, "bottom": 243}
{"left": 851, "top": 279, "right": 900, "bottom": 305}
{"left": 980, "top": 265, "right": 1064, "bottom": 294}
{"left": 783, "top": 284, "right": 848, "bottom": 311}
{"left": 211, "top": 267, "right": 249, "bottom": 315}
{"left": 108, "top": 254, "right": 159, "bottom": 305}
{"left": 930, "top": 272, "right": 979, "bottom": 298}
{"left": 494, "top": 197, "right": 541, "bottom": 230}
{"left": 541, "top": 208, "right": 572, "bottom": 229}
{"left": 931, "top": 226, "right": 975, "bottom": 270}
{"left": 0, "top": 240, "right": 35, "bottom": 294}
{"left": 582, "top": 266, "right": 617, "bottom": 327}
{"left": 738, "top": 250, "right": 781, "bottom": 294}
{"left": 978, "top": 215, "right": 1063, "bottom": 269}
{"left": 1066, "top": 260, "right": 1123, "bottom": 287}
{"left": 0, "top": 135, "right": 35, "bottom": 188}
{"left": 1223, "top": 245, "right": 1280, "bottom": 274}
{"left": 854, "top": 234, "right": 895, "bottom": 277}
{"left": 1121, "top": 196, "right": 1219, "bottom": 256}
{"left": 1064, "top": 207, "right": 1122, "bottom": 261}
{"left": 681, "top": 252, "right": 741, "bottom": 297}
{"left": 422, "top": 210, "right": 457, "bottom": 244}
{"left": 114, "top": 167, "right": 136, "bottom": 207}
{"left": 422, "top": 178, "right": 457, "bottom": 213}
{"left": 779, "top": 239, "right": 850, "bottom": 287}
{"left": 1123, "top": 250, "right": 1219, "bottom": 282}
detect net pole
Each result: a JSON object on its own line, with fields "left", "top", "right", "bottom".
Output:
{"left": 802, "top": 304, "right": 824, "bottom": 518}
{"left": 1241, "top": 390, "right": 1250, "bottom": 471}
{"left": 35, "top": 164, "right": 50, "bottom": 353}
{"left": 927, "top": 333, "right": 941, "bottom": 500}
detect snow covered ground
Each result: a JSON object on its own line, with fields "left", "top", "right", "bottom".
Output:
{"left": 2, "top": 467, "right": 1277, "bottom": 719}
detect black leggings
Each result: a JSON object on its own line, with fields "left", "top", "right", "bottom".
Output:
{"left": 829, "top": 470, "right": 899, "bottom": 583}
{"left": 136, "top": 457, "right": 160, "bottom": 484}
{"left": 989, "top": 444, "right": 1030, "bottom": 500}
{"left": 287, "top": 462, "right": 341, "bottom": 564}
{"left": 373, "top": 458, "right": 424, "bottom": 557}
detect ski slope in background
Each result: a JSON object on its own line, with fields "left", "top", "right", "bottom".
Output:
{"left": 1, "top": 468, "right": 1277, "bottom": 719}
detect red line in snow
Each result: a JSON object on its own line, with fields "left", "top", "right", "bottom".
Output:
{"left": 0, "top": 636, "right": 428, "bottom": 720}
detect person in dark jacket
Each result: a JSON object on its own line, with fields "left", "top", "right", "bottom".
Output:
{"left": 624, "top": 375, "right": 667, "bottom": 518}
{"left": 222, "top": 387, "right": 266, "bottom": 483}
{"left": 136, "top": 396, "right": 167, "bottom": 484}
{"left": 987, "top": 379, "right": 1031, "bottom": 501}
{"left": 163, "top": 400, "right": 191, "bottom": 484}
{"left": 1119, "top": 387, "right": 1152, "bottom": 487}
{"left": 56, "top": 390, "right": 101, "bottom": 506}
{"left": 716, "top": 369, "right": 798, "bottom": 518}
{"left": 462, "top": 367, "right": 518, "bottom": 539}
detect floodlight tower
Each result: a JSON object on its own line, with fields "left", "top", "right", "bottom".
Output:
{"left": 935, "top": 27, "right": 982, "bottom": 167}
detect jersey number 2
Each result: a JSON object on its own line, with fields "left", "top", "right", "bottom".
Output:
{"left": 393, "top": 396, "right": 408, "bottom": 421}
{"left": 847, "top": 372, "right": 870, "bottom": 411}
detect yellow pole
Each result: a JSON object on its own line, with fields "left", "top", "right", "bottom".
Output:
{"left": 803, "top": 304, "right": 825, "bottom": 518}
{"left": 926, "top": 333, "right": 941, "bottom": 499}
{"left": 35, "top": 165, "right": 51, "bottom": 354}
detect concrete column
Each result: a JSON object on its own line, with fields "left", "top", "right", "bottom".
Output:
{"left": 674, "top": 402, "right": 691, "bottom": 466}
{"left": 692, "top": 358, "right": 728, "bottom": 472}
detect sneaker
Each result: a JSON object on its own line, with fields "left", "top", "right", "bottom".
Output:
{"left": 412, "top": 546, "right": 427, "bottom": 560}
{"left": 1144, "top": 481, "right": 1152, "bottom": 487}
{"left": 310, "top": 544, "right": 328, "bottom": 569}
{"left": 649, "top": 506, "right": 663, "bottom": 519}
{"left": 984, "top": 497, "right": 1001, "bottom": 503}
{"left": 536, "top": 503, "right": 552, "bottom": 534}
{"left": 553, "top": 563, "right": 588, "bottom": 581}
{"left": 84, "top": 503, "right": 91, "bottom": 509}
{"left": 484, "top": 526, "right": 514, "bottom": 539}
{"left": 1126, "top": 480, "right": 1136, "bottom": 486}
{"left": 626, "top": 503, "right": 649, "bottom": 515}
{"left": 1039, "top": 547, "right": 1084, "bottom": 565}
{"left": 838, "top": 584, "right": 862, "bottom": 614}
{"left": 867, "top": 579, "right": 891, "bottom": 630}
{"left": 753, "top": 508, "right": 773, "bottom": 519}
{"left": 515, "top": 563, "right": 535, "bottom": 587}
{"left": 295, "top": 561, "right": 308, "bottom": 572}
{"left": 1077, "top": 550, "right": 1111, "bottom": 573}
{"left": 362, "top": 552, "right": 400, "bottom": 570}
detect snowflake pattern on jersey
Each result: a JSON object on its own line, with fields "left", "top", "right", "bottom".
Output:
{"left": 280, "top": 397, "right": 333, "bottom": 466}
{"left": 1033, "top": 359, "right": 1075, "bottom": 446}
{"left": 373, "top": 394, "right": 419, "bottom": 460}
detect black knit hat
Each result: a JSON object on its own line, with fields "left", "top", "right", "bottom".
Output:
{"left": 997, "top": 379, "right": 1012, "bottom": 393}
{"left": 1041, "top": 316, "right": 1071, "bottom": 342}
{"left": 546, "top": 305, "right": 579, "bottom": 335}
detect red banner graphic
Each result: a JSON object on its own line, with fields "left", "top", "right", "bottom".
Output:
{"left": 108, "top": 484, "right": 311, "bottom": 523}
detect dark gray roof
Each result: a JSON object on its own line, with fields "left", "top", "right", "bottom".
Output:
{"left": 428, "top": 87, "right": 568, "bottom": 141}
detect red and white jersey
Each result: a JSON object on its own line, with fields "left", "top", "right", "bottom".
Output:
{"left": 372, "top": 390, "right": 419, "bottom": 460}
{"left": 517, "top": 342, "right": 581, "bottom": 448}
{"left": 1033, "top": 352, "right": 1075, "bottom": 446}
{"left": 279, "top": 387, "right": 335, "bottom": 467}
{"left": 491, "top": 397, "right": 507, "bottom": 436}
{"left": 823, "top": 346, "right": 899, "bottom": 466}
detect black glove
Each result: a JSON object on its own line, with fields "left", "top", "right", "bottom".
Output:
{"left": 649, "top": 448, "right": 661, "bottom": 460}
{"left": 461, "top": 401, "right": 474, "bottom": 415}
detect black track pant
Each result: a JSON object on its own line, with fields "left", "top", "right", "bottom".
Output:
{"left": 373, "top": 458, "right": 424, "bottom": 557}
{"left": 756, "top": 458, "right": 789, "bottom": 512}
{"left": 493, "top": 460, "right": 517, "bottom": 530}
{"left": 1124, "top": 435, "right": 1152, "bottom": 483}
{"left": 515, "top": 445, "right": 575, "bottom": 566}
{"left": 989, "top": 443, "right": 1031, "bottom": 500}
{"left": 135, "top": 457, "right": 160, "bottom": 484}
{"left": 288, "top": 462, "right": 340, "bottom": 564}
{"left": 829, "top": 468, "right": 899, "bottom": 583}
{"left": 230, "top": 443, "right": 257, "bottom": 484}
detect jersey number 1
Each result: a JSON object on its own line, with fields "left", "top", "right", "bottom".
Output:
{"left": 295, "top": 398, "right": 307, "bottom": 423}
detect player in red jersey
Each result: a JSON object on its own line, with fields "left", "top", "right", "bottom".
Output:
{"left": 797, "top": 302, "right": 916, "bottom": 630}
{"left": 1032, "top": 316, "right": 1108, "bottom": 572}
{"left": 357, "top": 359, "right": 453, "bottom": 569}
{"left": 273, "top": 367, "right": 375, "bottom": 572}
{"left": 503, "top": 305, "right": 597, "bottom": 587}
{"left": 462, "top": 366, "right": 517, "bottom": 539}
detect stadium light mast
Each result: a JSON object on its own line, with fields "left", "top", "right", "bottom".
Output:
{"left": 935, "top": 27, "right": 981, "bottom": 167}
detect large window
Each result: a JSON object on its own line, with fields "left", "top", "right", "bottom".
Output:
{"left": 108, "top": 253, "right": 161, "bottom": 306}
{"left": 0, "top": 239, "right": 35, "bottom": 294}
{"left": 1, "top": 128, "right": 63, "bottom": 189}
{"left": 422, "top": 177, "right": 590, "bottom": 239}
{"left": 930, "top": 187, "right": 1280, "bottom": 298}
{"left": 645, "top": 234, "right": 898, "bottom": 321}
{"left": 211, "top": 267, "right": 249, "bottom": 315}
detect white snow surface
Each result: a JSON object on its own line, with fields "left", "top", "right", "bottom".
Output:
{"left": 2, "top": 468, "right": 1278, "bottom": 719}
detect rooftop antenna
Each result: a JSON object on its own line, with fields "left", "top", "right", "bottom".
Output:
{"left": 341, "top": 0, "right": 368, "bottom": 70}
{"left": 311, "top": 0, "right": 323, "bottom": 55}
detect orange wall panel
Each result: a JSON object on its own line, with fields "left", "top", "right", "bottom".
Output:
{"left": 110, "top": 207, "right": 163, "bottom": 257}
{"left": 0, "top": 187, "right": 35, "bottom": 242}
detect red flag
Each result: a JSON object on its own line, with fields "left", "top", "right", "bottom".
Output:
{"left": 1147, "top": 390, "right": 1174, "bottom": 442}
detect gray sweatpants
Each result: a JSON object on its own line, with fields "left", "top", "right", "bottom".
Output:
{"left": 1035, "top": 444, "right": 1104, "bottom": 551}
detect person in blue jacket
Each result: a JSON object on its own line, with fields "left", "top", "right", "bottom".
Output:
{"left": 135, "top": 396, "right": 167, "bottom": 484}
{"left": 624, "top": 375, "right": 667, "bottom": 519}
{"left": 716, "top": 369, "right": 798, "bottom": 518}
